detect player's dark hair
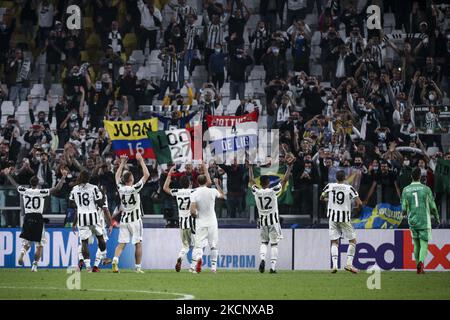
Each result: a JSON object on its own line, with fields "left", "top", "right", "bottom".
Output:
{"left": 29, "top": 176, "right": 39, "bottom": 187}
{"left": 76, "top": 170, "right": 90, "bottom": 185}
{"left": 180, "top": 175, "right": 191, "bottom": 188}
{"left": 260, "top": 175, "right": 270, "bottom": 187}
{"left": 336, "top": 170, "right": 346, "bottom": 182}
{"left": 122, "top": 171, "right": 133, "bottom": 184}
{"left": 411, "top": 167, "right": 421, "bottom": 181}
{"left": 197, "top": 175, "right": 207, "bottom": 186}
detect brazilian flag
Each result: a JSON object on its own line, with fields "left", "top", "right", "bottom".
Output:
{"left": 245, "top": 164, "right": 294, "bottom": 206}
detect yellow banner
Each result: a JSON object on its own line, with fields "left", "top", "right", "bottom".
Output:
{"left": 104, "top": 119, "right": 158, "bottom": 141}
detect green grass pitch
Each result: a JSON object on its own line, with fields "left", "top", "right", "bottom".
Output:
{"left": 0, "top": 269, "right": 449, "bottom": 300}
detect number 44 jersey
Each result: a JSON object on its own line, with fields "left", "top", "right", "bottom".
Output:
{"left": 117, "top": 179, "right": 145, "bottom": 223}
{"left": 322, "top": 183, "right": 359, "bottom": 223}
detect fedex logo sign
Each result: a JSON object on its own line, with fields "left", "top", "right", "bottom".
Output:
{"left": 338, "top": 230, "right": 450, "bottom": 270}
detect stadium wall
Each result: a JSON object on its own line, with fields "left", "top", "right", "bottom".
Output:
{"left": 0, "top": 228, "right": 449, "bottom": 271}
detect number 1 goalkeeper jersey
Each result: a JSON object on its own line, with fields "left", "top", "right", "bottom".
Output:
{"left": 401, "top": 182, "right": 439, "bottom": 229}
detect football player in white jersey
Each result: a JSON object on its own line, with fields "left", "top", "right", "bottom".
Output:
{"left": 190, "top": 175, "right": 224, "bottom": 273}
{"left": 3, "top": 168, "right": 67, "bottom": 272}
{"left": 320, "top": 170, "right": 362, "bottom": 274}
{"left": 112, "top": 152, "right": 150, "bottom": 273}
{"left": 163, "top": 162, "right": 211, "bottom": 272}
{"left": 71, "top": 171, "right": 111, "bottom": 272}
{"left": 249, "top": 163, "right": 292, "bottom": 274}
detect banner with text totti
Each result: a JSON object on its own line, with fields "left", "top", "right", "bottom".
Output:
{"left": 104, "top": 119, "right": 158, "bottom": 159}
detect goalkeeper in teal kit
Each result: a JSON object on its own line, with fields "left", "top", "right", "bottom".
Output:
{"left": 401, "top": 168, "right": 440, "bottom": 274}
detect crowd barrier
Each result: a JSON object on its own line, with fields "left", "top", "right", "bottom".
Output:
{"left": 1, "top": 228, "right": 449, "bottom": 271}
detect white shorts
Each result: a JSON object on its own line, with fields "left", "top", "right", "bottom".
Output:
{"left": 21, "top": 227, "right": 46, "bottom": 247}
{"left": 118, "top": 219, "right": 143, "bottom": 244}
{"left": 89, "top": 227, "right": 108, "bottom": 243}
{"left": 78, "top": 224, "right": 104, "bottom": 241}
{"left": 329, "top": 221, "right": 356, "bottom": 241}
{"left": 260, "top": 223, "right": 283, "bottom": 245}
{"left": 180, "top": 228, "right": 194, "bottom": 248}
{"left": 194, "top": 225, "right": 218, "bottom": 249}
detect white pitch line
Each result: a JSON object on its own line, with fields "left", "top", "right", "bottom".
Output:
{"left": 0, "top": 286, "right": 195, "bottom": 300}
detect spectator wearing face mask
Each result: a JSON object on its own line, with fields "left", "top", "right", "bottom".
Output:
{"left": 366, "top": 160, "right": 401, "bottom": 206}
{"left": 262, "top": 46, "right": 288, "bottom": 84}
{"left": 228, "top": 48, "right": 253, "bottom": 100}
{"left": 208, "top": 44, "right": 227, "bottom": 90}
{"left": 249, "top": 21, "right": 269, "bottom": 65}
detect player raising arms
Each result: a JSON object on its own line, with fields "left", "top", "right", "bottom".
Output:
{"left": 71, "top": 171, "right": 111, "bottom": 272}
{"left": 190, "top": 173, "right": 224, "bottom": 273}
{"left": 163, "top": 163, "right": 211, "bottom": 272}
{"left": 3, "top": 167, "right": 67, "bottom": 272}
{"left": 249, "top": 163, "right": 292, "bottom": 274}
{"left": 320, "top": 170, "right": 362, "bottom": 274}
{"left": 112, "top": 152, "right": 150, "bottom": 274}
{"left": 401, "top": 167, "right": 440, "bottom": 274}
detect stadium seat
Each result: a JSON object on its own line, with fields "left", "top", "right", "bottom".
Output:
{"left": 50, "top": 83, "right": 63, "bottom": 97}
{"left": 16, "top": 101, "right": 29, "bottom": 115}
{"left": 36, "top": 100, "right": 50, "bottom": 114}
{"left": 30, "top": 84, "right": 45, "bottom": 99}
{"left": 1, "top": 101, "right": 14, "bottom": 115}
{"left": 225, "top": 99, "right": 240, "bottom": 115}
{"left": 130, "top": 50, "right": 146, "bottom": 67}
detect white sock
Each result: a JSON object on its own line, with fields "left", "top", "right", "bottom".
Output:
{"left": 178, "top": 247, "right": 188, "bottom": 260}
{"left": 270, "top": 246, "right": 278, "bottom": 270}
{"left": 94, "top": 249, "right": 105, "bottom": 267}
{"left": 84, "top": 259, "right": 91, "bottom": 268}
{"left": 32, "top": 261, "right": 38, "bottom": 266}
{"left": 20, "top": 248, "right": 27, "bottom": 256}
{"left": 113, "top": 256, "right": 119, "bottom": 264}
{"left": 135, "top": 264, "right": 141, "bottom": 270}
{"left": 331, "top": 244, "right": 338, "bottom": 269}
{"left": 78, "top": 244, "right": 83, "bottom": 261}
{"left": 211, "top": 249, "right": 218, "bottom": 268}
{"left": 193, "top": 248, "right": 203, "bottom": 262}
{"left": 260, "top": 243, "right": 267, "bottom": 261}
{"left": 346, "top": 243, "right": 356, "bottom": 267}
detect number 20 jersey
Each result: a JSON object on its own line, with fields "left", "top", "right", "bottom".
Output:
{"left": 322, "top": 183, "right": 359, "bottom": 222}
{"left": 17, "top": 187, "right": 50, "bottom": 214}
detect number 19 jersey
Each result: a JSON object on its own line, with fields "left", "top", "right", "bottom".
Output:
{"left": 252, "top": 183, "right": 282, "bottom": 226}
{"left": 118, "top": 179, "right": 144, "bottom": 223}
{"left": 322, "top": 183, "right": 358, "bottom": 222}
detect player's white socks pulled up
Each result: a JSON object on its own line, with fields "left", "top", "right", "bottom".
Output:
{"left": 331, "top": 244, "right": 338, "bottom": 269}
{"left": 94, "top": 249, "right": 107, "bottom": 267}
{"left": 78, "top": 244, "right": 83, "bottom": 261}
{"left": 346, "top": 243, "right": 356, "bottom": 267}
{"left": 211, "top": 249, "right": 218, "bottom": 271}
{"left": 270, "top": 246, "right": 278, "bottom": 270}
{"left": 260, "top": 243, "right": 267, "bottom": 261}
{"left": 84, "top": 259, "right": 91, "bottom": 269}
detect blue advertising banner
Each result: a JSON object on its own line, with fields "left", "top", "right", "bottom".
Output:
{"left": 0, "top": 228, "right": 135, "bottom": 269}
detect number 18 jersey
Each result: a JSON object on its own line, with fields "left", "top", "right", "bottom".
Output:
{"left": 322, "top": 183, "right": 358, "bottom": 222}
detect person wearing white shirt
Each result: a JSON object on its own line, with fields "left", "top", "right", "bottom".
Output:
{"left": 37, "top": 0, "right": 55, "bottom": 48}
{"left": 137, "top": 0, "right": 163, "bottom": 52}
{"left": 190, "top": 175, "right": 225, "bottom": 273}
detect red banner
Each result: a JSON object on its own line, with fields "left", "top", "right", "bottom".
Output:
{"left": 206, "top": 110, "right": 259, "bottom": 127}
